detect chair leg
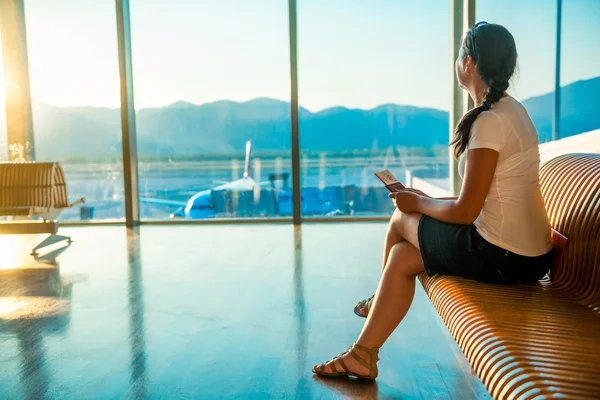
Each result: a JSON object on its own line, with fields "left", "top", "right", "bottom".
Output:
{"left": 31, "top": 234, "right": 72, "bottom": 256}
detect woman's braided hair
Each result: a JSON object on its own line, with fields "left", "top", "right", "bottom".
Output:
{"left": 451, "top": 22, "right": 518, "bottom": 158}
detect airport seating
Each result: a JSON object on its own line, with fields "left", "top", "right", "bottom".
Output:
{"left": 0, "top": 161, "right": 84, "bottom": 256}
{"left": 418, "top": 153, "right": 600, "bottom": 400}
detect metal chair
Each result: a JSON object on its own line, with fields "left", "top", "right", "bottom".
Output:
{"left": 0, "top": 161, "right": 84, "bottom": 256}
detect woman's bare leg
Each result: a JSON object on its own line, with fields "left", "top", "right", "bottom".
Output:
{"left": 355, "top": 210, "right": 415, "bottom": 317}
{"left": 382, "top": 209, "right": 405, "bottom": 271}
{"left": 357, "top": 240, "right": 423, "bottom": 348}
{"left": 314, "top": 212, "right": 424, "bottom": 376}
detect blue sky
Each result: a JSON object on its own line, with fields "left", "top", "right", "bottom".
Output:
{"left": 3, "top": 0, "right": 599, "bottom": 112}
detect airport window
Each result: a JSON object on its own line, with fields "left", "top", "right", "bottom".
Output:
{"left": 23, "top": 0, "right": 125, "bottom": 221}
{"left": 130, "top": 0, "right": 293, "bottom": 221}
{"left": 477, "top": 0, "right": 558, "bottom": 143}
{"left": 297, "top": 0, "right": 451, "bottom": 217}
{"left": 3, "top": 1, "right": 596, "bottom": 225}
{"left": 559, "top": 0, "right": 600, "bottom": 141}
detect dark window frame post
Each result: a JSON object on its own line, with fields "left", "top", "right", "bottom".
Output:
{"left": 0, "top": 0, "right": 35, "bottom": 162}
{"left": 288, "top": 0, "right": 301, "bottom": 225}
{"left": 116, "top": 0, "right": 140, "bottom": 227}
{"left": 553, "top": 0, "right": 562, "bottom": 142}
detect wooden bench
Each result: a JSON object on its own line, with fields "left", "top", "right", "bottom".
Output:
{"left": 418, "top": 153, "right": 600, "bottom": 400}
{"left": 0, "top": 162, "right": 84, "bottom": 256}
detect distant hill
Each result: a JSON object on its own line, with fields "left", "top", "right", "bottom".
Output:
{"left": 522, "top": 77, "right": 600, "bottom": 142}
{"left": 29, "top": 97, "right": 449, "bottom": 160}
{"left": 1, "top": 76, "right": 596, "bottom": 160}
{"left": 31, "top": 103, "right": 122, "bottom": 160}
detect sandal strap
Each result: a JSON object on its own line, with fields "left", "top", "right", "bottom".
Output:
{"left": 355, "top": 295, "right": 375, "bottom": 317}
{"left": 356, "top": 294, "right": 374, "bottom": 307}
{"left": 329, "top": 359, "right": 338, "bottom": 373}
{"left": 315, "top": 345, "right": 379, "bottom": 379}
{"left": 348, "top": 350, "right": 371, "bottom": 370}
{"left": 325, "top": 348, "right": 351, "bottom": 373}
{"left": 353, "top": 342, "right": 372, "bottom": 353}
{"left": 350, "top": 349, "right": 371, "bottom": 370}
{"left": 337, "top": 356, "right": 350, "bottom": 373}
{"left": 351, "top": 343, "right": 380, "bottom": 365}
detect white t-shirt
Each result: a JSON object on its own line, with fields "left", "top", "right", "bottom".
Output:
{"left": 458, "top": 95, "right": 553, "bottom": 257}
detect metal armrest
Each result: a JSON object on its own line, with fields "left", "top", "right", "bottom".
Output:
{"left": 69, "top": 197, "right": 85, "bottom": 207}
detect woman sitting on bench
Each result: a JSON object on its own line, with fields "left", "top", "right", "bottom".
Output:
{"left": 313, "top": 22, "right": 555, "bottom": 380}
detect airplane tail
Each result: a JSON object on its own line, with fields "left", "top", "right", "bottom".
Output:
{"left": 243, "top": 141, "right": 252, "bottom": 178}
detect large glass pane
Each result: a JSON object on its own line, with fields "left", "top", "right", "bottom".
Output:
{"left": 297, "top": 0, "right": 450, "bottom": 217}
{"left": 559, "top": 0, "right": 600, "bottom": 141}
{"left": 477, "top": 0, "right": 558, "bottom": 142}
{"left": 24, "top": 0, "right": 124, "bottom": 221}
{"left": 130, "top": 0, "right": 292, "bottom": 220}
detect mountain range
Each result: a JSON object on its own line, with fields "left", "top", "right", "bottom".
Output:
{"left": 3, "top": 77, "right": 599, "bottom": 160}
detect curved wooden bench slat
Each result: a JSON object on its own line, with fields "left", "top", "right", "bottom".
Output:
{"left": 419, "top": 153, "right": 600, "bottom": 400}
{"left": 0, "top": 161, "right": 72, "bottom": 216}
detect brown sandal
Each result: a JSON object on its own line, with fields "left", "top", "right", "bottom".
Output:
{"left": 312, "top": 343, "right": 380, "bottom": 380}
{"left": 354, "top": 295, "right": 374, "bottom": 318}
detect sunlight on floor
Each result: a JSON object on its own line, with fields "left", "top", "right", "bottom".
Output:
{"left": 0, "top": 234, "right": 71, "bottom": 320}
{"left": 0, "top": 235, "right": 30, "bottom": 270}
{"left": 0, "top": 297, "right": 70, "bottom": 320}
{"left": 0, "top": 234, "right": 64, "bottom": 270}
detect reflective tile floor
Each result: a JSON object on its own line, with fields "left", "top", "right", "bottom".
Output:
{"left": 0, "top": 224, "right": 490, "bottom": 400}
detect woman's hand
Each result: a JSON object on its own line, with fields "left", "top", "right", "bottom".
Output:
{"left": 389, "top": 191, "right": 420, "bottom": 213}
{"left": 401, "top": 148, "right": 498, "bottom": 225}
{"left": 402, "top": 188, "right": 430, "bottom": 198}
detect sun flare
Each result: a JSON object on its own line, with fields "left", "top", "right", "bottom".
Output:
{"left": 0, "top": 75, "right": 5, "bottom": 106}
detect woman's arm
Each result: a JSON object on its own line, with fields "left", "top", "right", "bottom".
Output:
{"left": 391, "top": 148, "right": 498, "bottom": 224}
{"left": 403, "top": 188, "right": 457, "bottom": 201}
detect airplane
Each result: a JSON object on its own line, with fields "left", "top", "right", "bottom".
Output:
{"left": 139, "top": 141, "right": 354, "bottom": 219}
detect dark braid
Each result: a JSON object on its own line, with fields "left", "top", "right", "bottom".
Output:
{"left": 451, "top": 23, "right": 518, "bottom": 158}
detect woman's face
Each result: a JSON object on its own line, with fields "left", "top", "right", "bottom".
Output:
{"left": 455, "top": 48, "right": 473, "bottom": 91}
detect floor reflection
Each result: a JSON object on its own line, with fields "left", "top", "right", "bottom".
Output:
{"left": 292, "top": 225, "right": 309, "bottom": 396}
{"left": 0, "top": 245, "right": 80, "bottom": 400}
{"left": 15, "top": 320, "right": 50, "bottom": 400}
{"left": 0, "top": 225, "right": 491, "bottom": 399}
{"left": 126, "top": 227, "right": 148, "bottom": 399}
{"left": 312, "top": 376, "right": 381, "bottom": 400}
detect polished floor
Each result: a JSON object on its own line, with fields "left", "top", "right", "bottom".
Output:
{"left": 0, "top": 224, "right": 490, "bottom": 399}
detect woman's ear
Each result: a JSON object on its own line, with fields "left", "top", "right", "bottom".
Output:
{"left": 464, "top": 56, "right": 474, "bottom": 76}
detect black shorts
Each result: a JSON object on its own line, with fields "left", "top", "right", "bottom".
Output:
{"left": 417, "top": 215, "right": 554, "bottom": 285}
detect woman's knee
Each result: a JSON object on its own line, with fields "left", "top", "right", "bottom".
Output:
{"left": 389, "top": 210, "right": 422, "bottom": 249}
{"left": 385, "top": 209, "right": 402, "bottom": 239}
{"left": 389, "top": 209, "right": 409, "bottom": 235}
{"left": 389, "top": 209, "right": 404, "bottom": 228}
{"left": 387, "top": 242, "right": 425, "bottom": 277}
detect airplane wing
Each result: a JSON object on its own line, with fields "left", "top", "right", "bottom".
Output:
{"left": 139, "top": 197, "right": 187, "bottom": 207}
